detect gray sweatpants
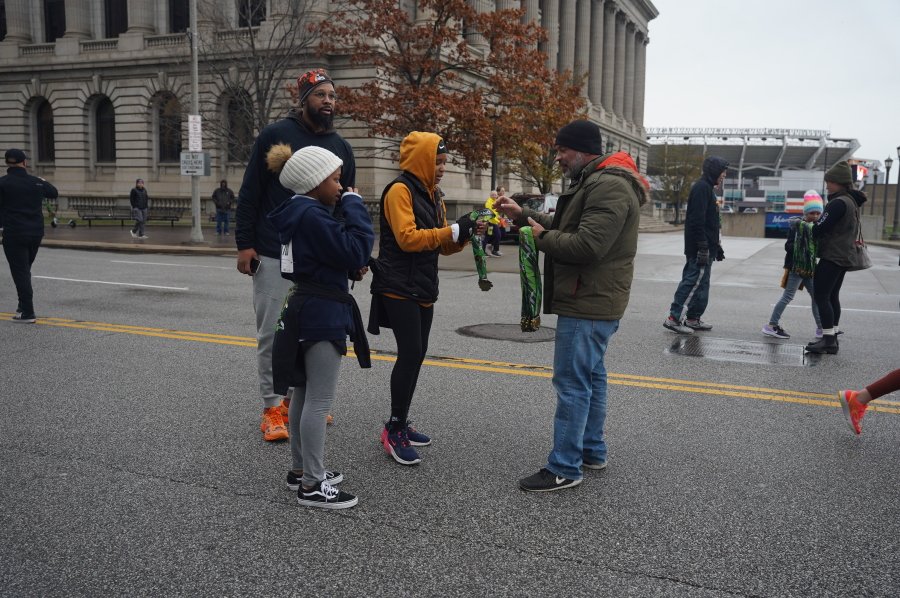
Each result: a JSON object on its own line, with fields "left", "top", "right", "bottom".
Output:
{"left": 288, "top": 341, "right": 342, "bottom": 487}
{"left": 252, "top": 255, "right": 293, "bottom": 409}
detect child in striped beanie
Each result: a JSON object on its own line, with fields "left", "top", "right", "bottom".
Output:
{"left": 761, "top": 191, "right": 823, "bottom": 340}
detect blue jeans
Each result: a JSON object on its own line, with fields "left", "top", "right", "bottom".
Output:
{"left": 769, "top": 271, "right": 822, "bottom": 328}
{"left": 669, "top": 257, "right": 711, "bottom": 321}
{"left": 546, "top": 316, "right": 620, "bottom": 480}
{"left": 216, "top": 210, "right": 230, "bottom": 234}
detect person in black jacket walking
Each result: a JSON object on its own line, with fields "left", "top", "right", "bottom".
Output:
{"left": 235, "top": 68, "right": 357, "bottom": 442}
{"left": 129, "top": 178, "right": 149, "bottom": 239}
{"left": 664, "top": 156, "right": 728, "bottom": 334}
{"left": 0, "top": 148, "right": 58, "bottom": 323}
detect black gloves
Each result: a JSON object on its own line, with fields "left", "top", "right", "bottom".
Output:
{"left": 716, "top": 247, "right": 725, "bottom": 262}
{"left": 696, "top": 247, "right": 710, "bottom": 266}
{"left": 456, "top": 213, "right": 476, "bottom": 245}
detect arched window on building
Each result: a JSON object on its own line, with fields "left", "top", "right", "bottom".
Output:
{"left": 225, "top": 91, "right": 254, "bottom": 163}
{"left": 238, "top": 0, "right": 266, "bottom": 27}
{"left": 169, "top": 0, "right": 188, "bottom": 33}
{"left": 43, "top": 0, "right": 66, "bottom": 43}
{"left": 36, "top": 99, "right": 56, "bottom": 163}
{"left": 156, "top": 93, "right": 182, "bottom": 163}
{"left": 104, "top": 0, "right": 128, "bottom": 38}
{"left": 1, "top": 1, "right": 7, "bottom": 41}
{"left": 95, "top": 97, "right": 117, "bottom": 163}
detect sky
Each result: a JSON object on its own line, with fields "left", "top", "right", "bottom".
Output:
{"left": 644, "top": 0, "right": 900, "bottom": 175}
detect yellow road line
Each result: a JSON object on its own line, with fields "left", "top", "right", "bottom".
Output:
{"left": 5, "top": 313, "right": 898, "bottom": 415}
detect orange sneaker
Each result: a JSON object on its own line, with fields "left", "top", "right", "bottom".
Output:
{"left": 326, "top": 414, "right": 334, "bottom": 426}
{"left": 838, "top": 390, "right": 867, "bottom": 435}
{"left": 261, "top": 407, "right": 289, "bottom": 441}
{"left": 279, "top": 397, "right": 290, "bottom": 426}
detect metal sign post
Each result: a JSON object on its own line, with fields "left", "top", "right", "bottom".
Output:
{"left": 188, "top": 0, "right": 204, "bottom": 244}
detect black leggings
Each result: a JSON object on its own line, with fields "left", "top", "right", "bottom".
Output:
{"left": 382, "top": 296, "right": 434, "bottom": 429}
{"left": 812, "top": 259, "right": 847, "bottom": 330}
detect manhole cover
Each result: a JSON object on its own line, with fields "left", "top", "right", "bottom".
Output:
{"left": 457, "top": 323, "right": 556, "bottom": 343}
{"left": 666, "top": 336, "right": 822, "bottom": 367}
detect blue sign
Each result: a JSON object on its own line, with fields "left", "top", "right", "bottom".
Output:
{"left": 765, "top": 213, "right": 793, "bottom": 229}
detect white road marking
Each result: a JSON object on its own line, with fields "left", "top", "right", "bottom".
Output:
{"left": 111, "top": 260, "right": 231, "bottom": 270}
{"left": 783, "top": 305, "right": 900, "bottom": 315}
{"left": 34, "top": 276, "right": 188, "bottom": 291}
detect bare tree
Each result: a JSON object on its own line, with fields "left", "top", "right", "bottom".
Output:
{"left": 647, "top": 144, "right": 704, "bottom": 225}
{"left": 193, "top": 0, "right": 323, "bottom": 163}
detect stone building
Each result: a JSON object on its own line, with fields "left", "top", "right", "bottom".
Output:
{"left": 0, "top": 0, "right": 657, "bottom": 217}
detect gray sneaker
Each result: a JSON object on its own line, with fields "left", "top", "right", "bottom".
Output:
{"left": 663, "top": 317, "right": 693, "bottom": 334}
{"left": 684, "top": 318, "right": 713, "bottom": 331}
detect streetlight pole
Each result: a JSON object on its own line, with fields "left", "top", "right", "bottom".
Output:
{"left": 870, "top": 170, "right": 878, "bottom": 216}
{"left": 891, "top": 145, "right": 900, "bottom": 240}
{"left": 189, "top": 0, "right": 204, "bottom": 244}
{"left": 883, "top": 156, "right": 893, "bottom": 239}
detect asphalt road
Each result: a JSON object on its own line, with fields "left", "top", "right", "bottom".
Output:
{"left": 1, "top": 233, "right": 898, "bottom": 597}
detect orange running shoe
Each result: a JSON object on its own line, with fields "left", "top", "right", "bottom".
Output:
{"left": 279, "top": 397, "right": 290, "bottom": 426}
{"left": 326, "top": 414, "right": 334, "bottom": 425}
{"left": 261, "top": 407, "right": 289, "bottom": 441}
{"left": 838, "top": 390, "right": 867, "bottom": 435}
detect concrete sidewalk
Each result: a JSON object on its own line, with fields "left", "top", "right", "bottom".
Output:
{"left": 34, "top": 220, "right": 900, "bottom": 269}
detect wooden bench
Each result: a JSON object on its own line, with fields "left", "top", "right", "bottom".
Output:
{"left": 68, "top": 197, "right": 190, "bottom": 227}
{"left": 69, "top": 197, "right": 133, "bottom": 227}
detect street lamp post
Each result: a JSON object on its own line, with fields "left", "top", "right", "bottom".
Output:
{"left": 884, "top": 155, "right": 893, "bottom": 239}
{"left": 892, "top": 145, "right": 900, "bottom": 240}
{"left": 870, "top": 169, "right": 878, "bottom": 215}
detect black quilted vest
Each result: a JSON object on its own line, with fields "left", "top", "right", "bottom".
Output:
{"left": 371, "top": 172, "right": 446, "bottom": 303}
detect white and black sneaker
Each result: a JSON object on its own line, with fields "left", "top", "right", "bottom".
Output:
{"left": 519, "top": 468, "right": 582, "bottom": 492}
{"left": 286, "top": 470, "right": 343, "bottom": 491}
{"left": 297, "top": 480, "right": 358, "bottom": 510}
{"left": 663, "top": 316, "right": 693, "bottom": 335}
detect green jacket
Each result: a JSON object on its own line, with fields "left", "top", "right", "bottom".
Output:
{"left": 518, "top": 154, "right": 647, "bottom": 320}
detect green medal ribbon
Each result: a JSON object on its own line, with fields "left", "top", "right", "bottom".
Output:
{"left": 518, "top": 226, "right": 542, "bottom": 332}
{"left": 791, "top": 221, "right": 817, "bottom": 279}
{"left": 468, "top": 208, "right": 495, "bottom": 291}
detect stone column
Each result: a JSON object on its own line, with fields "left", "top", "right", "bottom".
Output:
{"left": 573, "top": 0, "right": 591, "bottom": 87}
{"left": 522, "top": 0, "right": 539, "bottom": 23}
{"left": 601, "top": 2, "right": 616, "bottom": 111}
{"left": 541, "top": 0, "right": 559, "bottom": 72}
{"left": 558, "top": 0, "right": 575, "bottom": 73}
{"left": 125, "top": 0, "right": 154, "bottom": 33}
{"left": 496, "top": 0, "right": 518, "bottom": 10}
{"left": 588, "top": 0, "right": 604, "bottom": 104}
{"left": 634, "top": 34, "right": 647, "bottom": 127}
{"left": 467, "top": 0, "right": 489, "bottom": 50}
{"left": 2, "top": 0, "right": 33, "bottom": 43}
{"left": 63, "top": 0, "right": 92, "bottom": 38}
{"left": 624, "top": 22, "right": 635, "bottom": 123}
{"left": 613, "top": 12, "right": 626, "bottom": 117}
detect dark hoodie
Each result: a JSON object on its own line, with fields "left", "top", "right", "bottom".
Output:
{"left": 683, "top": 156, "right": 728, "bottom": 257}
{"left": 235, "top": 109, "right": 357, "bottom": 259}
{"left": 267, "top": 191, "right": 374, "bottom": 340}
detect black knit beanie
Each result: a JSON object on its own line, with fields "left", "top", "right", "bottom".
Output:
{"left": 554, "top": 120, "right": 603, "bottom": 155}
{"left": 824, "top": 161, "right": 853, "bottom": 187}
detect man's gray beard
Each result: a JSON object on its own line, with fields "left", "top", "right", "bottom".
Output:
{"left": 308, "top": 108, "right": 333, "bottom": 130}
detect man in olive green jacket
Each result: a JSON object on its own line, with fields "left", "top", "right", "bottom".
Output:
{"left": 495, "top": 119, "right": 648, "bottom": 493}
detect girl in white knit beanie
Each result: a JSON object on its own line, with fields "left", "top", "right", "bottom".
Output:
{"left": 265, "top": 143, "right": 375, "bottom": 510}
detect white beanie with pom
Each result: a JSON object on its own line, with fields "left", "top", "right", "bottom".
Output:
{"left": 279, "top": 146, "right": 343, "bottom": 195}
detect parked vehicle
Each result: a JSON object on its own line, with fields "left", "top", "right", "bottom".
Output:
{"left": 501, "top": 193, "right": 559, "bottom": 243}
